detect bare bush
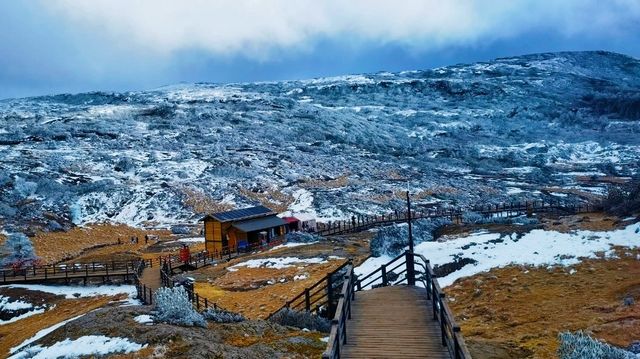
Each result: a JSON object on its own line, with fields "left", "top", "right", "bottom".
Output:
{"left": 268, "top": 308, "right": 331, "bottom": 332}
{"left": 202, "top": 308, "right": 245, "bottom": 323}
{"left": 153, "top": 286, "right": 206, "bottom": 327}
{"left": 558, "top": 331, "right": 636, "bottom": 359}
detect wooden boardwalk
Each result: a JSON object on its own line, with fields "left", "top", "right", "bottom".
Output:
{"left": 342, "top": 285, "right": 450, "bottom": 359}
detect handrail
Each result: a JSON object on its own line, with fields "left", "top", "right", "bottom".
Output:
{"left": 316, "top": 199, "right": 597, "bottom": 236}
{"left": 413, "top": 253, "right": 472, "bottom": 359}
{"left": 268, "top": 260, "right": 351, "bottom": 318}
{"left": 322, "top": 264, "right": 354, "bottom": 359}
{"left": 0, "top": 258, "right": 152, "bottom": 284}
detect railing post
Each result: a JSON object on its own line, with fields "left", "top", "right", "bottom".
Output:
{"left": 381, "top": 265, "right": 388, "bottom": 286}
{"left": 439, "top": 293, "right": 446, "bottom": 346}
{"left": 305, "top": 288, "right": 311, "bottom": 312}
{"left": 406, "top": 250, "right": 415, "bottom": 286}
{"left": 327, "top": 274, "right": 334, "bottom": 318}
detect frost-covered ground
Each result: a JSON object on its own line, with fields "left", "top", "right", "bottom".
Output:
{"left": 9, "top": 335, "right": 146, "bottom": 359}
{"left": 2, "top": 284, "right": 138, "bottom": 300}
{"left": 356, "top": 222, "right": 640, "bottom": 288}
{"left": 1, "top": 51, "right": 639, "bottom": 231}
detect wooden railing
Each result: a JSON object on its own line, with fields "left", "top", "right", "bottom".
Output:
{"left": 0, "top": 258, "right": 152, "bottom": 284}
{"left": 132, "top": 259, "right": 154, "bottom": 305}
{"left": 319, "top": 251, "right": 471, "bottom": 359}
{"left": 413, "top": 253, "right": 472, "bottom": 359}
{"left": 322, "top": 265, "right": 354, "bottom": 359}
{"left": 316, "top": 200, "right": 598, "bottom": 236}
{"left": 269, "top": 260, "right": 351, "bottom": 319}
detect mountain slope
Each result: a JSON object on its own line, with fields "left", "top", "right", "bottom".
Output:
{"left": 0, "top": 51, "right": 639, "bottom": 231}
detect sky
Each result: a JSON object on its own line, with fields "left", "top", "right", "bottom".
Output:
{"left": 1, "top": 0, "right": 640, "bottom": 100}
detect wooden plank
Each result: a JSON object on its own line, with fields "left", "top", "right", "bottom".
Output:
{"left": 342, "top": 285, "right": 450, "bottom": 359}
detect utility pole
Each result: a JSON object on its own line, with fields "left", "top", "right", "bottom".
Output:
{"left": 406, "top": 191, "right": 415, "bottom": 285}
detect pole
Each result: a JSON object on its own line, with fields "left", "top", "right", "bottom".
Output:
{"left": 406, "top": 191, "right": 416, "bottom": 286}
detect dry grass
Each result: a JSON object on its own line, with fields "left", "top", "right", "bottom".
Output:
{"left": 196, "top": 259, "right": 344, "bottom": 319}
{"left": 31, "top": 224, "right": 172, "bottom": 264}
{"left": 447, "top": 248, "right": 640, "bottom": 359}
{"left": 239, "top": 187, "right": 294, "bottom": 213}
{"left": 179, "top": 186, "right": 233, "bottom": 215}
{"left": 540, "top": 212, "right": 623, "bottom": 233}
{"left": 299, "top": 175, "right": 350, "bottom": 189}
{"left": 0, "top": 295, "right": 123, "bottom": 357}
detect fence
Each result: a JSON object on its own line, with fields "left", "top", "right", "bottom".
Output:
{"left": 0, "top": 258, "right": 152, "bottom": 285}
{"left": 316, "top": 199, "right": 599, "bottom": 236}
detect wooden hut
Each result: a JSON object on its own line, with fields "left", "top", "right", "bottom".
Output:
{"left": 201, "top": 205, "right": 286, "bottom": 253}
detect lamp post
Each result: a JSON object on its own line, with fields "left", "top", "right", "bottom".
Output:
{"left": 406, "top": 191, "right": 415, "bottom": 285}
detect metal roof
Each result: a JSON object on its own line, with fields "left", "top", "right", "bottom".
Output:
{"left": 206, "top": 205, "right": 275, "bottom": 222}
{"left": 232, "top": 215, "right": 286, "bottom": 233}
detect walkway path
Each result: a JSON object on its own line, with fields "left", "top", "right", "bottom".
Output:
{"left": 342, "top": 285, "right": 450, "bottom": 359}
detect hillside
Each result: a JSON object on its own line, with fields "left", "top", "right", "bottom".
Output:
{"left": 0, "top": 51, "right": 639, "bottom": 232}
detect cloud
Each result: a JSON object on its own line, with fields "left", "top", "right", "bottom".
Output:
{"left": 43, "top": 0, "right": 640, "bottom": 59}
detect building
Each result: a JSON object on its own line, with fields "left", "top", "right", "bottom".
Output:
{"left": 200, "top": 205, "right": 286, "bottom": 254}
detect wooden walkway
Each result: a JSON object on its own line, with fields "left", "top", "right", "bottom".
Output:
{"left": 342, "top": 286, "right": 450, "bottom": 359}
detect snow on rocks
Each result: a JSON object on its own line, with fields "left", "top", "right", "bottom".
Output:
{"left": 133, "top": 314, "right": 154, "bottom": 325}
{"left": 356, "top": 222, "right": 640, "bottom": 288}
{"left": 9, "top": 335, "right": 147, "bottom": 359}
{"left": 0, "top": 296, "right": 48, "bottom": 325}
{"left": 227, "top": 257, "right": 330, "bottom": 272}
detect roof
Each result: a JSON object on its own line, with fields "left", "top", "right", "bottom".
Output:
{"left": 232, "top": 216, "right": 287, "bottom": 233}
{"left": 201, "top": 205, "right": 275, "bottom": 223}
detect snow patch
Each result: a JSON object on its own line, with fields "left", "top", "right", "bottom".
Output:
{"left": 3, "top": 284, "right": 137, "bottom": 300}
{"left": 9, "top": 335, "right": 146, "bottom": 359}
{"left": 227, "top": 257, "right": 329, "bottom": 271}
{"left": 133, "top": 314, "right": 154, "bottom": 324}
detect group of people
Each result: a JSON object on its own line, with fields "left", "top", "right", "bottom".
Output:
{"left": 116, "top": 234, "right": 157, "bottom": 245}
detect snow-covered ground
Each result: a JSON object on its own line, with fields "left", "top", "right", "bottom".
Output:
{"left": 2, "top": 284, "right": 138, "bottom": 299}
{"left": 356, "top": 222, "right": 640, "bottom": 288}
{"left": 0, "top": 295, "right": 47, "bottom": 325}
{"left": 269, "top": 241, "right": 318, "bottom": 250}
{"left": 227, "top": 256, "right": 334, "bottom": 271}
{"left": 9, "top": 335, "right": 146, "bottom": 359}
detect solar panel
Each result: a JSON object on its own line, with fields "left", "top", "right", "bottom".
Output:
{"left": 211, "top": 205, "right": 274, "bottom": 222}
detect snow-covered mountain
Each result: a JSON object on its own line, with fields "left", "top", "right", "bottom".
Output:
{"left": 1, "top": 51, "right": 639, "bottom": 232}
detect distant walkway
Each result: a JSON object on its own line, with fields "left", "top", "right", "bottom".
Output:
{"left": 342, "top": 286, "right": 450, "bottom": 359}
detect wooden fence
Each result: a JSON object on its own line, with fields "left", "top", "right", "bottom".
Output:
{"left": 316, "top": 199, "right": 598, "bottom": 236}
{"left": 1, "top": 259, "right": 152, "bottom": 285}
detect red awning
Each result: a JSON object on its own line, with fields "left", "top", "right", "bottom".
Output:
{"left": 282, "top": 217, "right": 299, "bottom": 223}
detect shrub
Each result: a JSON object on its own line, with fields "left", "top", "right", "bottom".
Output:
{"left": 603, "top": 179, "right": 640, "bottom": 216}
{"left": 153, "top": 286, "right": 206, "bottom": 327}
{"left": 286, "top": 231, "right": 321, "bottom": 243}
{"left": 268, "top": 308, "right": 331, "bottom": 332}
{"left": 1, "top": 232, "right": 39, "bottom": 268}
{"left": 558, "top": 331, "right": 636, "bottom": 359}
{"left": 370, "top": 218, "right": 452, "bottom": 257}
{"left": 202, "top": 308, "right": 245, "bottom": 323}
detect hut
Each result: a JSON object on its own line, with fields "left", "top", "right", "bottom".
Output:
{"left": 201, "top": 205, "right": 286, "bottom": 254}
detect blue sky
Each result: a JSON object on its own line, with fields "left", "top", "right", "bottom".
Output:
{"left": 1, "top": 1, "right": 640, "bottom": 100}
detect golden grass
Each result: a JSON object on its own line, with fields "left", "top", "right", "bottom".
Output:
{"left": 447, "top": 248, "right": 640, "bottom": 359}
{"left": 196, "top": 259, "right": 344, "bottom": 319}
{"left": 179, "top": 186, "right": 233, "bottom": 215}
{"left": 0, "top": 295, "right": 122, "bottom": 357}
{"left": 31, "top": 224, "right": 171, "bottom": 264}
{"left": 239, "top": 187, "right": 294, "bottom": 213}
